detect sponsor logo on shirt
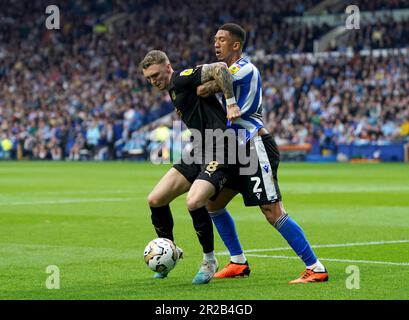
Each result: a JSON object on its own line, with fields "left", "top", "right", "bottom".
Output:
{"left": 229, "top": 64, "right": 241, "bottom": 75}
{"left": 180, "top": 69, "right": 193, "bottom": 76}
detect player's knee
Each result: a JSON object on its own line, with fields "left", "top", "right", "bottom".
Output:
{"left": 147, "top": 192, "right": 166, "bottom": 208}
{"left": 186, "top": 195, "right": 205, "bottom": 211}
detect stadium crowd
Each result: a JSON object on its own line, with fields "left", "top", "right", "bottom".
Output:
{"left": 0, "top": 0, "right": 408, "bottom": 160}
{"left": 330, "top": 15, "right": 409, "bottom": 52}
{"left": 260, "top": 53, "right": 409, "bottom": 152}
{"left": 330, "top": 0, "right": 409, "bottom": 13}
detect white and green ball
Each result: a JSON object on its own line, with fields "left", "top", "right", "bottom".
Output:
{"left": 143, "top": 238, "right": 179, "bottom": 273}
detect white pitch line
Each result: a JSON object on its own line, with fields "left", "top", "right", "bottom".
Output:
{"left": 216, "top": 240, "right": 409, "bottom": 255}
{"left": 0, "top": 190, "right": 136, "bottom": 196}
{"left": 243, "top": 254, "right": 409, "bottom": 267}
{"left": 4, "top": 198, "right": 132, "bottom": 206}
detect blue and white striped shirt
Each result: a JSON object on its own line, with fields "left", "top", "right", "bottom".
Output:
{"left": 221, "top": 57, "right": 264, "bottom": 144}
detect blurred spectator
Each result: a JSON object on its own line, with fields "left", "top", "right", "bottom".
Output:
{"left": 0, "top": 133, "right": 13, "bottom": 159}
{"left": 86, "top": 120, "right": 101, "bottom": 158}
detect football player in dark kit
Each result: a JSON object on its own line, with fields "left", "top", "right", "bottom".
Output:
{"left": 140, "top": 50, "right": 241, "bottom": 284}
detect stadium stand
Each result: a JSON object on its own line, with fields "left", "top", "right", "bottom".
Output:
{"left": 327, "top": 0, "right": 409, "bottom": 13}
{"left": 0, "top": 0, "right": 408, "bottom": 161}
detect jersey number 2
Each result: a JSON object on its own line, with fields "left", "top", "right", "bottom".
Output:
{"left": 250, "top": 177, "right": 262, "bottom": 193}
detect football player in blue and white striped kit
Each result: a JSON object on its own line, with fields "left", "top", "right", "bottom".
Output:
{"left": 199, "top": 23, "right": 329, "bottom": 283}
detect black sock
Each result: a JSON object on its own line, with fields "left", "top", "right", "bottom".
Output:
{"left": 150, "top": 205, "right": 174, "bottom": 241}
{"left": 189, "top": 206, "right": 214, "bottom": 253}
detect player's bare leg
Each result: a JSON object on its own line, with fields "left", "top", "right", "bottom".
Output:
{"left": 207, "top": 188, "right": 251, "bottom": 278}
{"left": 259, "top": 201, "right": 286, "bottom": 225}
{"left": 206, "top": 187, "right": 238, "bottom": 212}
{"left": 148, "top": 167, "right": 191, "bottom": 208}
{"left": 187, "top": 179, "right": 219, "bottom": 284}
{"left": 260, "top": 202, "right": 329, "bottom": 283}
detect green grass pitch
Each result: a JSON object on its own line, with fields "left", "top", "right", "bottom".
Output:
{"left": 0, "top": 161, "right": 408, "bottom": 300}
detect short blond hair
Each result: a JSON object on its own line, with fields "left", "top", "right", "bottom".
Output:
{"left": 140, "top": 50, "right": 170, "bottom": 69}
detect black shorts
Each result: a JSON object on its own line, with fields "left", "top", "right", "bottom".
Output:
{"left": 173, "top": 160, "right": 232, "bottom": 201}
{"left": 225, "top": 134, "right": 282, "bottom": 206}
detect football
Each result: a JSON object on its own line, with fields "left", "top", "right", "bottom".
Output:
{"left": 143, "top": 238, "right": 179, "bottom": 274}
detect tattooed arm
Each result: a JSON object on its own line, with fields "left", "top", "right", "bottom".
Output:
{"left": 201, "top": 62, "right": 234, "bottom": 99}
{"left": 200, "top": 63, "right": 241, "bottom": 121}
{"left": 197, "top": 80, "right": 221, "bottom": 98}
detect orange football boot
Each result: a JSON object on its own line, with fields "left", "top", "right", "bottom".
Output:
{"left": 213, "top": 261, "right": 251, "bottom": 278}
{"left": 289, "top": 268, "right": 329, "bottom": 284}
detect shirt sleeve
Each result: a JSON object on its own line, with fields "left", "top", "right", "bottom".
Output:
{"left": 173, "top": 66, "right": 202, "bottom": 90}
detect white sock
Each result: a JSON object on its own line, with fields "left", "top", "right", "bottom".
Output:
{"left": 230, "top": 254, "right": 247, "bottom": 264}
{"left": 204, "top": 251, "right": 216, "bottom": 261}
{"left": 307, "top": 259, "right": 326, "bottom": 272}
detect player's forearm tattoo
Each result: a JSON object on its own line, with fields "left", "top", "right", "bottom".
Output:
{"left": 201, "top": 63, "right": 234, "bottom": 99}
{"left": 200, "top": 80, "right": 221, "bottom": 95}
